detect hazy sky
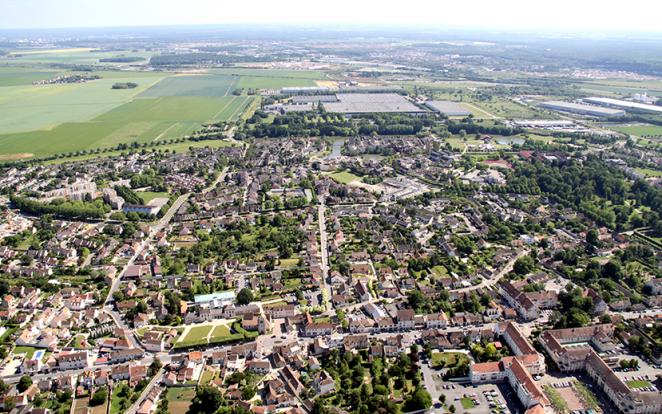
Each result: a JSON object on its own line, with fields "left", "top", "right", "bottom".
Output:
{"left": 2, "top": 0, "right": 661, "bottom": 33}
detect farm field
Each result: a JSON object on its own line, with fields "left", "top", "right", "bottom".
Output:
{"left": 0, "top": 95, "right": 254, "bottom": 159}
{"left": 0, "top": 65, "right": 319, "bottom": 161}
{"left": 0, "top": 75, "right": 164, "bottom": 134}
{"left": 140, "top": 74, "right": 238, "bottom": 97}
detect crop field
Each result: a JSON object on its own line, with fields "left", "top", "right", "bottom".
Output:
{"left": 0, "top": 95, "right": 254, "bottom": 158}
{"left": 0, "top": 75, "right": 164, "bottom": 134}
{"left": 6, "top": 48, "right": 152, "bottom": 67}
{"left": 140, "top": 74, "right": 239, "bottom": 97}
{"left": 0, "top": 63, "right": 322, "bottom": 160}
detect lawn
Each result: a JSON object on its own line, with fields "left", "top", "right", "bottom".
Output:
{"left": 138, "top": 191, "right": 169, "bottom": 204}
{"left": 181, "top": 325, "right": 212, "bottom": 343}
{"left": 12, "top": 345, "right": 38, "bottom": 359}
{"left": 460, "top": 397, "right": 475, "bottom": 409}
{"left": 430, "top": 352, "right": 469, "bottom": 368}
{"left": 329, "top": 170, "right": 361, "bottom": 184}
{"left": 166, "top": 387, "right": 196, "bottom": 414}
{"left": 210, "top": 325, "right": 231, "bottom": 339}
{"left": 626, "top": 380, "right": 653, "bottom": 389}
{"left": 279, "top": 258, "right": 300, "bottom": 268}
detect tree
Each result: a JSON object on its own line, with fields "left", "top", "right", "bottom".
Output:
{"left": 90, "top": 388, "right": 108, "bottom": 406}
{"left": 17, "top": 375, "right": 32, "bottom": 393}
{"left": 586, "top": 229, "right": 600, "bottom": 247}
{"left": 513, "top": 256, "right": 535, "bottom": 275}
{"left": 404, "top": 387, "right": 432, "bottom": 412}
{"left": 149, "top": 357, "right": 162, "bottom": 376}
{"left": 237, "top": 288, "right": 254, "bottom": 305}
{"left": 188, "top": 386, "right": 223, "bottom": 414}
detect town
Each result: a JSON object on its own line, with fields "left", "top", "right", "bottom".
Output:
{"left": 0, "top": 10, "right": 662, "bottom": 414}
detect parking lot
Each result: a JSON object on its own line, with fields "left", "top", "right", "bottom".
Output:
{"left": 438, "top": 381, "right": 523, "bottom": 414}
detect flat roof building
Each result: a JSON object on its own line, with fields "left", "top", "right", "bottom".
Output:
{"left": 582, "top": 97, "right": 662, "bottom": 115}
{"left": 425, "top": 100, "right": 472, "bottom": 116}
{"left": 539, "top": 101, "right": 625, "bottom": 117}
{"left": 322, "top": 93, "right": 426, "bottom": 115}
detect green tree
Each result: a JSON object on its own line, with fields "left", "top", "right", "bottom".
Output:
{"left": 237, "top": 288, "right": 254, "bottom": 305}
{"left": 17, "top": 375, "right": 32, "bottom": 393}
{"left": 90, "top": 388, "right": 108, "bottom": 406}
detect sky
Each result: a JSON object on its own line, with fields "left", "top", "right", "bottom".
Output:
{"left": 2, "top": 0, "right": 661, "bottom": 33}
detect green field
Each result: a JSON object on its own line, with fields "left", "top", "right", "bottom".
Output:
{"left": 0, "top": 95, "right": 254, "bottom": 159}
{"left": 137, "top": 192, "right": 169, "bottom": 203}
{"left": 607, "top": 123, "right": 662, "bottom": 137}
{"left": 181, "top": 325, "right": 212, "bottom": 343}
{"left": 0, "top": 75, "right": 164, "bottom": 134}
{"left": 0, "top": 64, "right": 320, "bottom": 160}
{"left": 430, "top": 352, "right": 469, "bottom": 368}
{"left": 329, "top": 170, "right": 361, "bottom": 184}
{"left": 140, "top": 74, "right": 238, "bottom": 97}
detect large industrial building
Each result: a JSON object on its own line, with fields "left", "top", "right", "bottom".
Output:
{"left": 539, "top": 100, "right": 625, "bottom": 117}
{"left": 322, "top": 93, "right": 426, "bottom": 115}
{"left": 424, "top": 100, "right": 472, "bottom": 116}
{"left": 582, "top": 97, "right": 662, "bottom": 115}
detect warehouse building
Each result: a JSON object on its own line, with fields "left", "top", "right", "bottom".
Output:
{"left": 582, "top": 97, "right": 662, "bottom": 115}
{"left": 539, "top": 101, "right": 625, "bottom": 117}
{"left": 322, "top": 93, "right": 426, "bottom": 115}
{"left": 425, "top": 100, "right": 472, "bottom": 116}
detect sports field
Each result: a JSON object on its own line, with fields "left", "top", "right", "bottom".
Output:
{"left": 0, "top": 59, "right": 324, "bottom": 160}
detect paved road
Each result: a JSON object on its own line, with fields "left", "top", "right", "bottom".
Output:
{"left": 317, "top": 200, "right": 332, "bottom": 308}
{"left": 126, "top": 367, "right": 164, "bottom": 414}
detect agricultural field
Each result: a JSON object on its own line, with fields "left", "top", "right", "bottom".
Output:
{"left": 0, "top": 62, "right": 324, "bottom": 161}
{"left": 5, "top": 48, "right": 153, "bottom": 67}
{"left": 0, "top": 94, "right": 254, "bottom": 159}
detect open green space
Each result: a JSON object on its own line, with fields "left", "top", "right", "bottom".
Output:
{"left": 430, "top": 352, "right": 470, "bottom": 368}
{"left": 608, "top": 123, "right": 662, "bottom": 137}
{"left": 137, "top": 191, "right": 169, "bottom": 203}
{"left": 210, "top": 325, "right": 231, "bottom": 339}
{"left": 181, "top": 325, "right": 212, "bottom": 342}
{"left": 328, "top": 170, "right": 361, "bottom": 184}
